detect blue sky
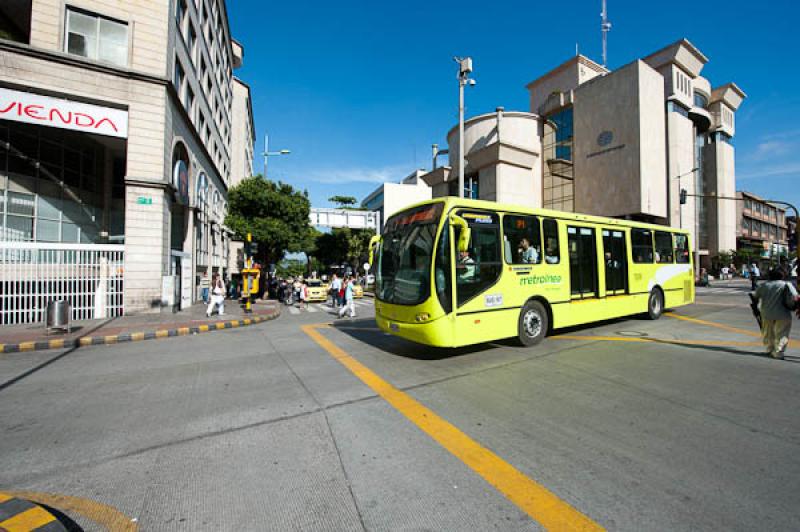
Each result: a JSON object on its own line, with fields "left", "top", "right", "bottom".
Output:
{"left": 229, "top": 0, "right": 800, "bottom": 210}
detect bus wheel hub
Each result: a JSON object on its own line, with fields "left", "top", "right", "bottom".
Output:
{"left": 523, "top": 311, "right": 542, "bottom": 338}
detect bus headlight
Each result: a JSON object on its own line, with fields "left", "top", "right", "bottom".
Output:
{"left": 415, "top": 313, "right": 430, "bottom": 322}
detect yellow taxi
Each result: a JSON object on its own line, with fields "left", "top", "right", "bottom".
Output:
{"left": 305, "top": 279, "right": 328, "bottom": 302}
{"left": 352, "top": 282, "right": 364, "bottom": 299}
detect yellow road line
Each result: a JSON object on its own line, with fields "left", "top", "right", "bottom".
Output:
{"left": 551, "top": 335, "right": 762, "bottom": 347}
{"left": 302, "top": 324, "right": 603, "bottom": 532}
{"left": 0, "top": 506, "right": 56, "bottom": 530}
{"left": 7, "top": 490, "right": 138, "bottom": 531}
{"left": 666, "top": 312, "right": 800, "bottom": 348}
{"left": 0, "top": 492, "right": 12, "bottom": 503}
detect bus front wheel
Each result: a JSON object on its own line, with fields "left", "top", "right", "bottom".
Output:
{"left": 518, "top": 301, "right": 548, "bottom": 346}
{"left": 647, "top": 288, "right": 664, "bottom": 320}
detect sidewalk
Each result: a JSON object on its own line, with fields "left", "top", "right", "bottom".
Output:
{"left": 0, "top": 299, "right": 280, "bottom": 353}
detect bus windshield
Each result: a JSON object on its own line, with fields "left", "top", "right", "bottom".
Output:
{"left": 376, "top": 203, "right": 443, "bottom": 305}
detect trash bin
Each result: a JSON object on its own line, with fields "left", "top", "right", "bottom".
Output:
{"left": 46, "top": 300, "right": 71, "bottom": 333}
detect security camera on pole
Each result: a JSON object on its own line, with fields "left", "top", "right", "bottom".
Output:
{"left": 454, "top": 57, "right": 476, "bottom": 198}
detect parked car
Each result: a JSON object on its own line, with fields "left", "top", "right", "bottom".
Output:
{"left": 305, "top": 279, "right": 328, "bottom": 302}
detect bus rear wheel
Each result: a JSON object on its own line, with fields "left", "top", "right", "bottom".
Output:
{"left": 647, "top": 288, "right": 664, "bottom": 320}
{"left": 518, "top": 301, "right": 548, "bottom": 346}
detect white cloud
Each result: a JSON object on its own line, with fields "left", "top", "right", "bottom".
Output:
{"left": 738, "top": 162, "right": 800, "bottom": 180}
{"left": 305, "top": 164, "right": 414, "bottom": 184}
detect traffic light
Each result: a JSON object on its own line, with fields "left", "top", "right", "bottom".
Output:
{"left": 679, "top": 189, "right": 688, "bottom": 205}
{"left": 246, "top": 241, "right": 259, "bottom": 257}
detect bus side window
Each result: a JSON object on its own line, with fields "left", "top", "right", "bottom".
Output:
{"left": 675, "top": 234, "right": 690, "bottom": 263}
{"left": 654, "top": 231, "right": 674, "bottom": 263}
{"left": 543, "top": 218, "right": 560, "bottom": 264}
{"left": 502, "top": 214, "right": 541, "bottom": 264}
{"left": 631, "top": 229, "right": 654, "bottom": 263}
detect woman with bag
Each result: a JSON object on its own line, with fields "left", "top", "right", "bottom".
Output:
{"left": 206, "top": 274, "right": 226, "bottom": 317}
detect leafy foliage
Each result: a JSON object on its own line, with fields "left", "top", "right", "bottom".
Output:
{"left": 225, "top": 176, "right": 313, "bottom": 264}
{"left": 276, "top": 259, "right": 306, "bottom": 278}
{"left": 314, "top": 228, "right": 376, "bottom": 270}
{"left": 328, "top": 195, "right": 357, "bottom": 208}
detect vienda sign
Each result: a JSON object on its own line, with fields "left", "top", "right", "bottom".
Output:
{"left": 0, "top": 87, "right": 128, "bottom": 139}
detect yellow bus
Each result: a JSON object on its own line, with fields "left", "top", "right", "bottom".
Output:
{"left": 372, "top": 198, "right": 694, "bottom": 347}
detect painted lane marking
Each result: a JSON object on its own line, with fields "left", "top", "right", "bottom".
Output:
{"left": 301, "top": 324, "right": 603, "bottom": 532}
{"left": 666, "top": 312, "right": 800, "bottom": 348}
{"left": 0, "top": 506, "right": 57, "bottom": 530}
{"left": 551, "top": 335, "right": 762, "bottom": 347}
{"left": 6, "top": 491, "right": 138, "bottom": 531}
{"left": 289, "top": 307, "right": 300, "bottom": 315}
{"left": 305, "top": 306, "right": 318, "bottom": 313}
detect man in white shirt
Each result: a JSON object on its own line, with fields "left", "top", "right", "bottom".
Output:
{"left": 330, "top": 274, "right": 342, "bottom": 307}
{"left": 519, "top": 238, "right": 539, "bottom": 264}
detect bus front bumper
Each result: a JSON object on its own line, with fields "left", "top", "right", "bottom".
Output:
{"left": 375, "top": 312, "right": 453, "bottom": 348}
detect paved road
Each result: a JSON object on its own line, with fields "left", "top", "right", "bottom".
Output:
{"left": 0, "top": 293, "right": 798, "bottom": 531}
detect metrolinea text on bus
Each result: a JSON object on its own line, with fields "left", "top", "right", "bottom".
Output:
{"left": 0, "top": 87, "right": 129, "bottom": 139}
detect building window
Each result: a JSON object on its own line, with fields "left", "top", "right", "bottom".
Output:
{"left": 187, "top": 24, "right": 197, "bottom": 64}
{"left": 693, "top": 92, "right": 708, "bottom": 109}
{"left": 543, "top": 107, "right": 575, "bottom": 212}
{"left": 742, "top": 218, "right": 750, "bottom": 231}
{"left": 186, "top": 86, "right": 195, "bottom": 122}
{"left": 176, "top": 0, "right": 187, "bottom": 33}
{"left": 667, "top": 101, "right": 689, "bottom": 117}
{"left": 65, "top": 8, "right": 128, "bottom": 67}
{"left": 174, "top": 60, "right": 185, "bottom": 99}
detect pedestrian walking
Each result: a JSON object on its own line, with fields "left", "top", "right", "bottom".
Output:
{"left": 338, "top": 277, "right": 356, "bottom": 318}
{"left": 298, "top": 280, "right": 308, "bottom": 309}
{"left": 199, "top": 272, "right": 210, "bottom": 303}
{"left": 751, "top": 263, "right": 761, "bottom": 290}
{"left": 206, "top": 274, "right": 226, "bottom": 317}
{"left": 330, "top": 274, "right": 342, "bottom": 307}
{"left": 752, "top": 268, "right": 797, "bottom": 359}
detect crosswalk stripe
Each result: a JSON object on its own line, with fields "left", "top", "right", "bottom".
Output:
{"left": 289, "top": 307, "right": 299, "bottom": 315}
{"left": 306, "top": 306, "right": 318, "bottom": 313}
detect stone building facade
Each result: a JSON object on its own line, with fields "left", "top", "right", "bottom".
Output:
{"left": 0, "top": 0, "right": 254, "bottom": 323}
{"left": 418, "top": 39, "right": 744, "bottom": 271}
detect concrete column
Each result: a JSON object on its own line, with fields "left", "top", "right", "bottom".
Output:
{"left": 123, "top": 183, "right": 170, "bottom": 313}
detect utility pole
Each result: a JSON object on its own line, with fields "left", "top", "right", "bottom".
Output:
{"left": 601, "top": 0, "right": 611, "bottom": 68}
{"left": 454, "top": 57, "right": 475, "bottom": 198}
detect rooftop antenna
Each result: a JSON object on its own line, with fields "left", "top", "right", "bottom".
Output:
{"left": 601, "top": 0, "right": 611, "bottom": 67}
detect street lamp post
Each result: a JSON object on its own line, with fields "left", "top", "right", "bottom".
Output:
{"left": 675, "top": 167, "right": 699, "bottom": 229}
{"left": 262, "top": 134, "right": 291, "bottom": 179}
{"left": 454, "top": 57, "right": 475, "bottom": 198}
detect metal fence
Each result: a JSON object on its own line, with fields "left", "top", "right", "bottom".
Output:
{"left": 0, "top": 241, "right": 125, "bottom": 326}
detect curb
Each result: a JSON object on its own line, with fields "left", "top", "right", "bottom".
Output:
{"left": 0, "top": 308, "right": 280, "bottom": 354}
{"left": 0, "top": 491, "right": 67, "bottom": 531}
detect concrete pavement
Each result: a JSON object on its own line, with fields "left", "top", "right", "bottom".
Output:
{"left": 0, "top": 294, "right": 798, "bottom": 530}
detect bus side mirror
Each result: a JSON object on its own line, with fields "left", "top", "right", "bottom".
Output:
{"left": 368, "top": 235, "right": 381, "bottom": 265}
{"left": 449, "top": 213, "right": 471, "bottom": 253}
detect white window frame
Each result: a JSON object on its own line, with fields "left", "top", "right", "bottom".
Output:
{"left": 64, "top": 7, "right": 130, "bottom": 67}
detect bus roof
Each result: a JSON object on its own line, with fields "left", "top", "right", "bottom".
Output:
{"left": 387, "top": 197, "right": 691, "bottom": 234}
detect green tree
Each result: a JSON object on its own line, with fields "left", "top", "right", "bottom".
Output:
{"left": 225, "top": 176, "right": 313, "bottom": 265}
{"left": 314, "top": 227, "right": 375, "bottom": 270}
{"left": 328, "top": 195, "right": 358, "bottom": 208}
{"left": 276, "top": 259, "right": 306, "bottom": 278}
